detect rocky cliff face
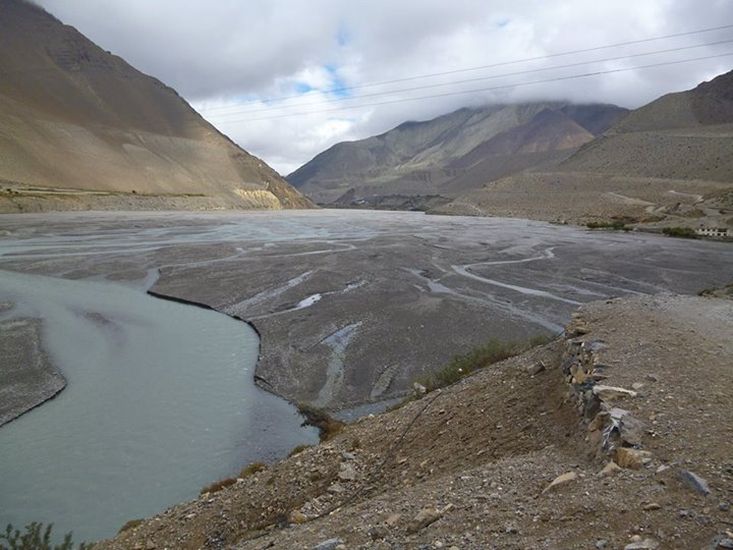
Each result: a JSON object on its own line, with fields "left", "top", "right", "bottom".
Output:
{"left": 0, "top": 0, "right": 313, "bottom": 212}
{"left": 287, "top": 102, "right": 627, "bottom": 204}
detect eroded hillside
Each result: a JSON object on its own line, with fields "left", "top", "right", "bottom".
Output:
{"left": 0, "top": 0, "right": 313, "bottom": 212}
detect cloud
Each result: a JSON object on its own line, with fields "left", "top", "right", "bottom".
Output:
{"left": 34, "top": 0, "right": 733, "bottom": 174}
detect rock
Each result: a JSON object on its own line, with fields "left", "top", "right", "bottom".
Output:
{"left": 542, "top": 471, "right": 578, "bottom": 494}
{"left": 618, "top": 413, "right": 645, "bottom": 446}
{"left": 340, "top": 451, "right": 356, "bottom": 461}
{"left": 599, "top": 461, "right": 622, "bottom": 477}
{"left": 717, "top": 538, "right": 733, "bottom": 549}
{"left": 720, "top": 502, "right": 730, "bottom": 512}
{"left": 624, "top": 538, "right": 659, "bottom": 549}
{"left": 385, "top": 513, "right": 401, "bottom": 527}
{"left": 312, "top": 539, "right": 344, "bottom": 550}
{"left": 338, "top": 462, "right": 357, "bottom": 481}
{"left": 645, "top": 374, "right": 659, "bottom": 382}
{"left": 615, "top": 448, "right": 652, "bottom": 470}
{"left": 655, "top": 464, "right": 670, "bottom": 475}
{"left": 407, "top": 507, "right": 443, "bottom": 534}
{"left": 631, "top": 382, "right": 644, "bottom": 390}
{"left": 595, "top": 539, "right": 609, "bottom": 549}
{"left": 643, "top": 502, "right": 661, "bottom": 511}
{"left": 527, "top": 362, "right": 545, "bottom": 376}
{"left": 679, "top": 469, "right": 711, "bottom": 495}
{"left": 413, "top": 382, "right": 427, "bottom": 396}
{"left": 368, "top": 526, "right": 388, "bottom": 541}
{"left": 593, "top": 385, "right": 638, "bottom": 401}
{"left": 289, "top": 510, "right": 308, "bottom": 524}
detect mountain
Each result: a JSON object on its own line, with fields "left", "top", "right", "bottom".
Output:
{"left": 287, "top": 102, "right": 627, "bottom": 205}
{"left": 0, "top": 0, "right": 313, "bottom": 212}
{"left": 438, "top": 69, "right": 733, "bottom": 226}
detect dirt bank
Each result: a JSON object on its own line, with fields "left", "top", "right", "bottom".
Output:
{"left": 98, "top": 293, "right": 733, "bottom": 549}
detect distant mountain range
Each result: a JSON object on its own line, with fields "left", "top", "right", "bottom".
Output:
{"left": 0, "top": 0, "right": 312, "bottom": 212}
{"left": 288, "top": 69, "right": 733, "bottom": 227}
{"left": 437, "top": 69, "right": 733, "bottom": 225}
{"left": 287, "top": 102, "right": 628, "bottom": 205}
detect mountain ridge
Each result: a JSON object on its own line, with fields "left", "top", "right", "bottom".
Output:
{"left": 0, "top": 0, "right": 313, "bottom": 212}
{"left": 287, "top": 101, "right": 628, "bottom": 205}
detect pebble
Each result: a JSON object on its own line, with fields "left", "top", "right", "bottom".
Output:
{"left": 679, "top": 469, "right": 711, "bottom": 496}
{"left": 542, "top": 471, "right": 578, "bottom": 493}
{"left": 407, "top": 508, "right": 444, "bottom": 534}
{"left": 624, "top": 538, "right": 659, "bottom": 549}
{"left": 599, "top": 461, "right": 622, "bottom": 477}
{"left": 643, "top": 502, "right": 661, "bottom": 511}
{"left": 312, "top": 539, "right": 344, "bottom": 550}
{"left": 595, "top": 539, "right": 609, "bottom": 549}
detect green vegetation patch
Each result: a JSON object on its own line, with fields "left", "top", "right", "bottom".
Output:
{"left": 297, "top": 404, "right": 344, "bottom": 442}
{"left": 420, "top": 335, "right": 551, "bottom": 392}
{"left": 662, "top": 226, "right": 698, "bottom": 239}
{"left": 586, "top": 220, "right": 630, "bottom": 231}
{"left": 1, "top": 522, "right": 92, "bottom": 550}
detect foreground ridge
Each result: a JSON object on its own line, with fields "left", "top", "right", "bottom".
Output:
{"left": 100, "top": 293, "right": 733, "bottom": 549}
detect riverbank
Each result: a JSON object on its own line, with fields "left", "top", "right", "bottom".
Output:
{"left": 0, "top": 312, "right": 66, "bottom": 426}
{"left": 99, "top": 292, "right": 733, "bottom": 549}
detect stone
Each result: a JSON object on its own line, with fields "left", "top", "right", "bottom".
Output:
{"left": 595, "top": 539, "right": 609, "bottom": 549}
{"left": 341, "top": 451, "right": 356, "bottom": 461}
{"left": 413, "top": 382, "right": 427, "bottom": 396}
{"left": 368, "top": 526, "right": 389, "bottom": 541}
{"left": 720, "top": 502, "right": 730, "bottom": 512}
{"left": 615, "top": 448, "right": 652, "bottom": 470}
{"left": 338, "top": 462, "right": 357, "bottom": 481}
{"left": 385, "top": 513, "right": 401, "bottom": 527}
{"left": 624, "top": 538, "right": 659, "bottom": 549}
{"left": 717, "top": 538, "right": 733, "bottom": 549}
{"left": 599, "top": 461, "right": 622, "bottom": 477}
{"left": 655, "top": 464, "right": 670, "bottom": 475}
{"left": 643, "top": 502, "right": 661, "bottom": 511}
{"left": 407, "top": 508, "right": 443, "bottom": 534}
{"left": 631, "top": 382, "right": 644, "bottom": 390}
{"left": 527, "top": 362, "right": 545, "bottom": 376}
{"left": 542, "top": 471, "right": 578, "bottom": 494}
{"left": 593, "top": 385, "right": 638, "bottom": 401}
{"left": 618, "top": 413, "right": 645, "bottom": 447}
{"left": 312, "top": 539, "right": 344, "bottom": 550}
{"left": 289, "top": 510, "right": 308, "bottom": 524}
{"left": 645, "top": 374, "right": 659, "bottom": 382}
{"left": 679, "top": 469, "right": 711, "bottom": 496}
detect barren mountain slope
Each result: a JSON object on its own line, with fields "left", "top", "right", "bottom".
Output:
{"left": 288, "top": 103, "right": 627, "bottom": 204}
{"left": 439, "top": 70, "right": 733, "bottom": 225}
{"left": 0, "top": 0, "right": 313, "bottom": 212}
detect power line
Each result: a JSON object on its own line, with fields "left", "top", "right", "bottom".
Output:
{"left": 205, "top": 39, "right": 733, "bottom": 117}
{"left": 217, "top": 53, "right": 733, "bottom": 123}
{"left": 199, "top": 23, "right": 733, "bottom": 114}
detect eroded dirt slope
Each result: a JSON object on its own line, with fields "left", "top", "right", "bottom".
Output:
{"left": 99, "top": 293, "right": 733, "bottom": 550}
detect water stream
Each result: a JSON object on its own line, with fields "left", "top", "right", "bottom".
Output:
{"left": 0, "top": 269, "right": 317, "bottom": 542}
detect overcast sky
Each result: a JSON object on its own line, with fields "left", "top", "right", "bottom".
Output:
{"left": 35, "top": 0, "right": 733, "bottom": 175}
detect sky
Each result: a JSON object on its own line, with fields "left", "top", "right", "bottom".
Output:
{"left": 35, "top": 0, "right": 733, "bottom": 175}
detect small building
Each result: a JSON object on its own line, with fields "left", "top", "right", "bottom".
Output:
{"left": 696, "top": 226, "right": 731, "bottom": 238}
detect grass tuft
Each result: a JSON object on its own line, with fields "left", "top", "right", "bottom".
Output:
{"left": 287, "top": 444, "right": 313, "bottom": 458}
{"left": 118, "top": 519, "right": 144, "bottom": 534}
{"left": 297, "top": 404, "right": 344, "bottom": 442}
{"left": 420, "top": 335, "right": 552, "bottom": 392}
{"left": 199, "top": 477, "right": 237, "bottom": 495}
{"left": 239, "top": 462, "right": 266, "bottom": 478}
{"left": 662, "top": 226, "right": 698, "bottom": 239}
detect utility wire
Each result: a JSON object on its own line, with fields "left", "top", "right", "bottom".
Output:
{"left": 218, "top": 52, "right": 733, "bottom": 123}
{"left": 199, "top": 23, "right": 733, "bottom": 114}
{"left": 205, "top": 39, "right": 733, "bottom": 117}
